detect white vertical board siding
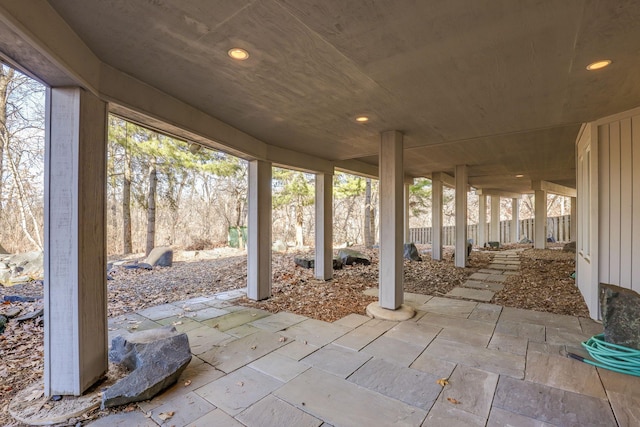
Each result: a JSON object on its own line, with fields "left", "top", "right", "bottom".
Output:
{"left": 596, "top": 110, "right": 640, "bottom": 293}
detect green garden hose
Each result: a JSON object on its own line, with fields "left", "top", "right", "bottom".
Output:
{"left": 568, "top": 334, "right": 640, "bottom": 377}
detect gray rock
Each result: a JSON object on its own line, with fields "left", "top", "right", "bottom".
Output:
{"left": 15, "top": 308, "right": 44, "bottom": 322}
{"left": 0, "top": 307, "right": 21, "bottom": 318}
{"left": 403, "top": 243, "right": 422, "bottom": 261}
{"left": 519, "top": 237, "right": 532, "bottom": 244}
{"left": 563, "top": 241, "right": 576, "bottom": 252}
{"left": 338, "top": 249, "right": 371, "bottom": 266}
{"left": 0, "top": 315, "right": 6, "bottom": 334}
{"left": 0, "top": 251, "right": 43, "bottom": 286}
{"left": 102, "top": 326, "right": 191, "bottom": 408}
{"left": 600, "top": 283, "right": 640, "bottom": 350}
{"left": 294, "top": 256, "right": 343, "bottom": 270}
{"left": 487, "top": 241, "right": 500, "bottom": 249}
{"left": 144, "top": 247, "right": 173, "bottom": 267}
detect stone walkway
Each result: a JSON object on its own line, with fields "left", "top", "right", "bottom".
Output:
{"left": 445, "top": 249, "right": 521, "bottom": 303}
{"left": 87, "top": 285, "right": 639, "bottom": 427}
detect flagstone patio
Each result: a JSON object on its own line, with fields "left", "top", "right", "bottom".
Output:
{"left": 91, "top": 289, "right": 639, "bottom": 427}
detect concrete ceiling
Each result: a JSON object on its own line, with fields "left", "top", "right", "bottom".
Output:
{"left": 12, "top": 1, "right": 640, "bottom": 193}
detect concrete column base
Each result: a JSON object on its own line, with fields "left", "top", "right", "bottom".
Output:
{"left": 366, "top": 302, "right": 415, "bottom": 321}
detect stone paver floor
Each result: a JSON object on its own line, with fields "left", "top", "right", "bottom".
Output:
{"left": 91, "top": 281, "right": 639, "bottom": 426}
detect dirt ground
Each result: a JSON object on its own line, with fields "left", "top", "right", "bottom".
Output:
{"left": 0, "top": 244, "right": 588, "bottom": 426}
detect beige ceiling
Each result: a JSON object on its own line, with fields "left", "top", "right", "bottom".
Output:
{"left": 8, "top": 1, "right": 640, "bottom": 193}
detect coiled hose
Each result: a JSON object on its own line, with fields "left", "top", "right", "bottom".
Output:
{"left": 569, "top": 334, "right": 640, "bottom": 377}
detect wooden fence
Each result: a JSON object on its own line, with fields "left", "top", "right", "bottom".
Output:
{"left": 409, "top": 215, "right": 571, "bottom": 246}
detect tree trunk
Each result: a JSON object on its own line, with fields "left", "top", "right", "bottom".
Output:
{"left": 295, "top": 202, "right": 304, "bottom": 247}
{"left": 364, "top": 178, "right": 374, "bottom": 247}
{"left": 0, "top": 66, "right": 14, "bottom": 219}
{"left": 145, "top": 161, "right": 157, "bottom": 256}
{"left": 122, "top": 128, "right": 133, "bottom": 253}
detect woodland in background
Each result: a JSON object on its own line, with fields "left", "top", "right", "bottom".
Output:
{"left": 0, "top": 66, "right": 573, "bottom": 255}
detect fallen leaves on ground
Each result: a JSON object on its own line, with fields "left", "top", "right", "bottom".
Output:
{"left": 447, "top": 397, "right": 461, "bottom": 404}
{"left": 436, "top": 378, "right": 449, "bottom": 387}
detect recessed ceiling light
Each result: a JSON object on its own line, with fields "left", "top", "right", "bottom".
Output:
{"left": 515, "top": 174, "right": 524, "bottom": 178}
{"left": 586, "top": 59, "right": 611, "bottom": 71}
{"left": 228, "top": 48, "right": 249, "bottom": 60}
{"left": 355, "top": 116, "right": 369, "bottom": 123}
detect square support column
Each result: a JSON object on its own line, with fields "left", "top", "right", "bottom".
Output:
{"left": 248, "top": 160, "right": 272, "bottom": 300}
{"left": 570, "top": 196, "right": 577, "bottom": 242}
{"left": 403, "top": 182, "right": 411, "bottom": 243}
{"left": 431, "top": 178, "right": 443, "bottom": 260}
{"left": 379, "top": 131, "right": 404, "bottom": 309}
{"left": 490, "top": 196, "right": 500, "bottom": 242}
{"left": 534, "top": 189, "right": 547, "bottom": 249}
{"left": 478, "top": 194, "right": 486, "bottom": 247}
{"left": 315, "top": 172, "right": 333, "bottom": 280}
{"left": 44, "top": 87, "right": 108, "bottom": 395}
{"left": 511, "top": 198, "right": 520, "bottom": 243}
{"left": 454, "top": 165, "right": 468, "bottom": 268}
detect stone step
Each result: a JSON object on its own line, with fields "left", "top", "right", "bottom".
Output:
{"left": 462, "top": 280, "right": 505, "bottom": 292}
{"left": 445, "top": 287, "right": 495, "bottom": 302}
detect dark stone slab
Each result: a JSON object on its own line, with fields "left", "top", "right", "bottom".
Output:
{"left": 563, "top": 241, "right": 576, "bottom": 253}
{"left": 600, "top": 283, "right": 640, "bottom": 350}
{"left": 294, "top": 256, "right": 343, "bottom": 270}
{"left": 403, "top": 243, "right": 422, "bottom": 261}
{"left": 14, "top": 308, "right": 44, "bottom": 322}
{"left": 487, "top": 241, "right": 500, "bottom": 249}
{"left": 144, "top": 247, "right": 173, "bottom": 267}
{"left": 338, "top": 249, "right": 370, "bottom": 266}
{"left": 493, "top": 376, "right": 616, "bottom": 426}
{"left": 102, "top": 326, "right": 191, "bottom": 408}
{"left": 2, "top": 295, "right": 40, "bottom": 303}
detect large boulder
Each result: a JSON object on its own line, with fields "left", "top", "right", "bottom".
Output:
{"left": 600, "top": 283, "right": 640, "bottom": 350}
{"left": 0, "top": 251, "right": 44, "bottom": 286}
{"left": 294, "top": 256, "right": 343, "bottom": 270}
{"left": 403, "top": 243, "right": 422, "bottom": 261}
{"left": 102, "top": 326, "right": 191, "bottom": 408}
{"left": 338, "top": 249, "right": 371, "bottom": 266}
{"left": 144, "top": 247, "right": 173, "bottom": 267}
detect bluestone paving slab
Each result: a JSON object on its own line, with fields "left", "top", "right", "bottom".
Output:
{"left": 489, "top": 264, "right": 519, "bottom": 270}
{"left": 579, "top": 316, "right": 603, "bottom": 336}
{"left": 279, "top": 318, "right": 351, "bottom": 347}
{"left": 438, "top": 327, "right": 493, "bottom": 347}
{"left": 150, "top": 391, "right": 215, "bottom": 426}
{"left": 503, "top": 271, "right": 519, "bottom": 275}
{"left": 195, "top": 366, "right": 283, "bottom": 416}
{"left": 171, "top": 300, "right": 210, "bottom": 312}
{"left": 417, "top": 297, "right": 477, "bottom": 318}
{"left": 186, "top": 325, "right": 234, "bottom": 355}
{"left": 186, "top": 409, "right": 244, "bottom": 427}
{"left": 156, "top": 315, "right": 203, "bottom": 333}
{"left": 249, "top": 352, "right": 309, "bottom": 382}
{"left": 493, "top": 376, "right": 616, "bottom": 426}
{"left": 469, "top": 273, "right": 490, "bottom": 281}
{"left": 361, "top": 335, "right": 426, "bottom": 367}
{"left": 545, "top": 326, "right": 590, "bottom": 347}
{"left": 486, "top": 274, "right": 508, "bottom": 282}
{"left": 249, "top": 311, "right": 307, "bottom": 332}
{"left": 468, "top": 303, "right": 502, "bottom": 323}
{"left": 418, "top": 313, "right": 496, "bottom": 336}
{"left": 332, "top": 313, "right": 370, "bottom": 328}
{"left": 225, "top": 324, "right": 261, "bottom": 338}
{"left": 348, "top": 358, "right": 441, "bottom": 410}
{"left": 199, "top": 329, "right": 287, "bottom": 373}
{"left": 495, "top": 319, "right": 545, "bottom": 341}
{"left": 411, "top": 353, "right": 457, "bottom": 378}
{"left": 189, "top": 306, "right": 229, "bottom": 322}
{"left": 527, "top": 341, "right": 566, "bottom": 356}
{"left": 274, "top": 340, "right": 319, "bottom": 361}
{"left": 302, "top": 343, "right": 371, "bottom": 378}
{"left": 236, "top": 394, "right": 323, "bottom": 427}
{"left": 403, "top": 292, "right": 432, "bottom": 307}
{"left": 446, "top": 287, "right": 495, "bottom": 302}
{"left": 439, "top": 365, "right": 498, "bottom": 418}
{"left": 421, "top": 402, "right": 485, "bottom": 427}
{"left": 488, "top": 333, "right": 528, "bottom": 356}
{"left": 462, "top": 280, "right": 504, "bottom": 292}
{"left": 525, "top": 351, "right": 607, "bottom": 399}
{"left": 332, "top": 318, "right": 396, "bottom": 351}
{"left": 383, "top": 320, "right": 441, "bottom": 347}
{"left": 478, "top": 269, "right": 507, "bottom": 274}
{"left": 500, "top": 307, "right": 581, "bottom": 330}
{"left": 86, "top": 412, "right": 157, "bottom": 427}
{"left": 487, "top": 407, "right": 555, "bottom": 427}
{"left": 202, "top": 308, "right": 271, "bottom": 332}
{"left": 363, "top": 287, "right": 378, "bottom": 297}
{"left": 137, "top": 303, "right": 185, "bottom": 320}
{"left": 274, "top": 368, "right": 428, "bottom": 427}
{"left": 422, "top": 338, "right": 524, "bottom": 379}
{"left": 598, "top": 368, "right": 640, "bottom": 427}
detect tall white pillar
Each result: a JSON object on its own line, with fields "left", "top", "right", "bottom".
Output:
{"left": 478, "top": 194, "right": 486, "bottom": 247}
{"left": 379, "top": 131, "right": 404, "bottom": 309}
{"left": 511, "top": 198, "right": 520, "bottom": 243}
{"left": 570, "top": 196, "right": 577, "bottom": 242}
{"left": 248, "top": 160, "right": 272, "bottom": 300}
{"left": 490, "top": 195, "right": 500, "bottom": 242}
{"left": 45, "top": 87, "right": 107, "bottom": 395}
{"left": 315, "top": 173, "right": 333, "bottom": 280}
{"left": 432, "top": 178, "right": 443, "bottom": 260}
{"left": 534, "top": 189, "right": 547, "bottom": 249}
{"left": 454, "top": 165, "right": 468, "bottom": 268}
{"left": 404, "top": 182, "right": 411, "bottom": 243}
